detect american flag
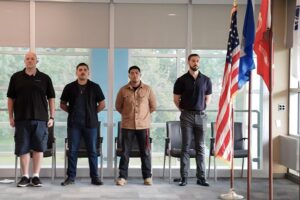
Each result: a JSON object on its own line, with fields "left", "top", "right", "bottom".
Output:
{"left": 214, "top": 6, "right": 240, "bottom": 162}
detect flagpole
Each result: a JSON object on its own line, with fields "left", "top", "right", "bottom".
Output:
{"left": 218, "top": 1, "right": 243, "bottom": 199}
{"left": 247, "top": 73, "right": 252, "bottom": 200}
{"left": 268, "top": 29, "right": 273, "bottom": 200}
{"left": 231, "top": 108, "right": 235, "bottom": 189}
{"left": 268, "top": 1, "right": 273, "bottom": 199}
{"left": 231, "top": 0, "right": 236, "bottom": 190}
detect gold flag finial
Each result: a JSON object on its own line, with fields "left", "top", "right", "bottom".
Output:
{"left": 233, "top": 0, "right": 237, "bottom": 6}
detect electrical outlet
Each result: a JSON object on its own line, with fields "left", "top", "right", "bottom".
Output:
{"left": 275, "top": 120, "right": 281, "bottom": 128}
{"left": 278, "top": 104, "right": 285, "bottom": 111}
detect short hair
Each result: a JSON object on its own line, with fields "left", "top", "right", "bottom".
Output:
{"left": 188, "top": 54, "right": 200, "bottom": 61}
{"left": 76, "top": 62, "right": 89, "bottom": 70}
{"left": 128, "top": 65, "right": 141, "bottom": 73}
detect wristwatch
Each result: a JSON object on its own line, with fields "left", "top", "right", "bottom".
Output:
{"left": 49, "top": 117, "right": 54, "bottom": 121}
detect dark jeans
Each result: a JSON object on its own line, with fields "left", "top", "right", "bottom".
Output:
{"left": 67, "top": 123, "right": 98, "bottom": 180}
{"left": 180, "top": 111, "right": 207, "bottom": 179}
{"left": 119, "top": 129, "right": 151, "bottom": 179}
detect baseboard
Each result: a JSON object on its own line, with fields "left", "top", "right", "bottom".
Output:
{"left": 285, "top": 173, "right": 300, "bottom": 184}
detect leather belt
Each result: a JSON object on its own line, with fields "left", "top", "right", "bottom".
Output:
{"left": 182, "top": 110, "right": 206, "bottom": 115}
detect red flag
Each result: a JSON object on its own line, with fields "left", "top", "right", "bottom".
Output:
{"left": 254, "top": 0, "right": 272, "bottom": 91}
{"left": 215, "top": 6, "right": 240, "bottom": 162}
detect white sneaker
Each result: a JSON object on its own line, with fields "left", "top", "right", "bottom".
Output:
{"left": 116, "top": 178, "right": 127, "bottom": 186}
{"left": 144, "top": 177, "right": 152, "bottom": 185}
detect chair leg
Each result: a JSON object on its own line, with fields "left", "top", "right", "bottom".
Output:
{"left": 100, "top": 155, "right": 103, "bottom": 182}
{"left": 241, "top": 158, "right": 244, "bottom": 178}
{"left": 150, "top": 142, "right": 153, "bottom": 177}
{"left": 168, "top": 154, "right": 172, "bottom": 184}
{"left": 214, "top": 155, "right": 217, "bottom": 182}
{"left": 162, "top": 154, "right": 166, "bottom": 180}
{"left": 51, "top": 149, "right": 54, "bottom": 183}
{"left": 15, "top": 156, "right": 18, "bottom": 184}
{"left": 208, "top": 155, "right": 211, "bottom": 178}
{"left": 64, "top": 150, "right": 67, "bottom": 180}
{"left": 114, "top": 153, "right": 117, "bottom": 181}
{"left": 54, "top": 145, "right": 56, "bottom": 180}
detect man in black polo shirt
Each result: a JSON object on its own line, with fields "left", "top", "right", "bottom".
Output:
{"left": 173, "top": 53, "right": 212, "bottom": 187}
{"left": 7, "top": 52, "right": 55, "bottom": 187}
{"left": 60, "top": 63, "right": 105, "bottom": 186}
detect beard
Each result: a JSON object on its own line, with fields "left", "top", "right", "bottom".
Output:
{"left": 131, "top": 79, "right": 140, "bottom": 84}
{"left": 190, "top": 65, "right": 199, "bottom": 71}
{"left": 26, "top": 64, "right": 36, "bottom": 69}
{"left": 78, "top": 75, "right": 87, "bottom": 80}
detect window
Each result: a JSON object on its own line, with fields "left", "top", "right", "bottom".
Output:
{"left": 0, "top": 48, "right": 109, "bottom": 168}
{"left": 289, "top": 72, "right": 300, "bottom": 136}
{"left": 288, "top": 45, "right": 300, "bottom": 178}
{"left": 36, "top": 48, "right": 91, "bottom": 167}
{"left": 192, "top": 50, "right": 262, "bottom": 170}
{"left": 0, "top": 47, "right": 29, "bottom": 167}
{"left": 116, "top": 49, "right": 263, "bottom": 170}
{"left": 114, "top": 49, "right": 185, "bottom": 167}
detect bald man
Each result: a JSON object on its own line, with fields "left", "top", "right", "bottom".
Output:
{"left": 7, "top": 52, "right": 55, "bottom": 187}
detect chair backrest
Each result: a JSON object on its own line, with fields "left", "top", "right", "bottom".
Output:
{"left": 40, "top": 123, "right": 55, "bottom": 158}
{"left": 47, "top": 123, "right": 55, "bottom": 149}
{"left": 233, "top": 122, "right": 244, "bottom": 150}
{"left": 166, "top": 121, "right": 195, "bottom": 150}
{"left": 166, "top": 121, "right": 181, "bottom": 149}
{"left": 116, "top": 121, "right": 139, "bottom": 150}
{"left": 211, "top": 122, "right": 245, "bottom": 151}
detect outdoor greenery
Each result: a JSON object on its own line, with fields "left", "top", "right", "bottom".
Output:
{"left": 0, "top": 48, "right": 255, "bottom": 169}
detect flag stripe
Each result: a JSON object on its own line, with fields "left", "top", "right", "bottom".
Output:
{"left": 214, "top": 6, "right": 240, "bottom": 162}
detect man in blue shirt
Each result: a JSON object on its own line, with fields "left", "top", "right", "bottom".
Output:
{"left": 173, "top": 54, "right": 212, "bottom": 187}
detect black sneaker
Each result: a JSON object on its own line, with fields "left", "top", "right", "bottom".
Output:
{"left": 31, "top": 176, "right": 43, "bottom": 187}
{"left": 196, "top": 178, "right": 209, "bottom": 187}
{"left": 91, "top": 177, "right": 103, "bottom": 185}
{"left": 17, "top": 176, "right": 30, "bottom": 187}
{"left": 179, "top": 177, "right": 187, "bottom": 186}
{"left": 61, "top": 177, "right": 75, "bottom": 186}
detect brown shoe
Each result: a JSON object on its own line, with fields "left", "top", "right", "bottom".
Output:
{"left": 116, "top": 178, "right": 127, "bottom": 186}
{"left": 144, "top": 177, "right": 153, "bottom": 185}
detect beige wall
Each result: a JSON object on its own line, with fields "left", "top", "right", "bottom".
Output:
{"left": 272, "top": 0, "right": 290, "bottom": 174}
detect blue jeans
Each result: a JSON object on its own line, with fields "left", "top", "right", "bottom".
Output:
{"left": 67, "top": 123, "right": 98, "bottom": 180}
{"left": 180, "top": 110, "right": 207, "bottom": 179}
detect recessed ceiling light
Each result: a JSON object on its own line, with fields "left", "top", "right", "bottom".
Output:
{"left": 168, "top": 13, "right": 176, "bottom": 16}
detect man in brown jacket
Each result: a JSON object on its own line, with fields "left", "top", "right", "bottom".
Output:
{"left": 115, "top": 65, "right": 156, "bottom": 186}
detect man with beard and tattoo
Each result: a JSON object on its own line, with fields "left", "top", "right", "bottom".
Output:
{"left": 115, "top": 66, "right": 157, "bottom": 186}
{"left": 60, "top": 63, "right": 105, "bottom": 186}
{"left": 173, "top": 54, "right": 212, "bottom": 187}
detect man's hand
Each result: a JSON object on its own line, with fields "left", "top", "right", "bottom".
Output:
{"left": 47, "top": 118, "right": 54, "bottom": 127}
{"left": 9, "top": 118, "right": 15, "bottom": 128}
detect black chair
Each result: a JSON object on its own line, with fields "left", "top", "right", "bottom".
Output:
{"left": 114, "top": 121, "right": 152, "bottom": 180}
{"left": 163, "top": 121, "right": 197, "bottom": 183}
{"left": 15, "top": 124, "right": 56, "bottom": 183}
{"left": 209, "top": 122, "right": 248, "bottom": 180}
{"left": 64, "top": 121, "right": 103, "bottom": 181}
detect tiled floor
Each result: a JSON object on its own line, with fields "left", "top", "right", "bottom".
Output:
{"left": 0, "top": 177, "right": 298, "bottom": 200}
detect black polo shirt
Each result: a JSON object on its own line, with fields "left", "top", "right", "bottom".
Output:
{"left": 60, "top": 80, "right": 105, "bottom": 128}
{"left": 173, "top": 71, "right": 212, "bottom": 111}
{"left": 7, "top": 68, "right": 55, "bottom": 121}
